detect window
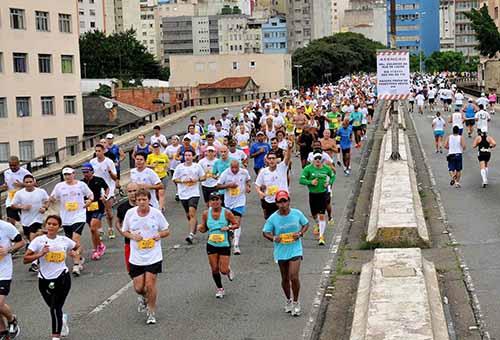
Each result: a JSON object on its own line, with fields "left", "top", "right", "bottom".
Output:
{"left": 80, "top": 21, "right": 86, "bottom": 29}
{"left": 65, "top": 136, "right": 79, "bottom": 156}
{"left": 0, "top": 52, "right": 3, "bottom": 72}
{"left": 232, "top": 61, "right": 239, "bottom": 70}
{"left": 38, "top": 54, "right": 52, "bottom": 73}
{"left": 41, "top": 96, "right": 55, "bottom": 115}
{"left": 89, "top": 9, "right": 96, "bottom": 16}
{"left": 59, "top": 14, "right": 72, "bottom": 33}
{"left": 64, "top": 96, "right": 76, "bottom": 114}
{"left": 0, "top": 143, "right": 10, "bottom": 162}
{"left": 61, "top": 55, "right": 73, "bottom": 73}
{"left": 13, "top": 53, "right": 27, "bottom": 73}
{"left": 43, "top": 138, "right": 58, "bottom": 155}
{"left": 16, "top": 97, "right": 31, "bottom": 117}
{"left": 19, "top": 141, "right": 34, "bottom": 161}
{"left": 10, "top": 8, "right": 25, "bottom": 29}
{"left": 36, "top": 11, "right": 50, "bottom": 31}
{"left": 90, "top": 21, "right": 95, "bottom": 28}
{"left": 0, "top": 98, "right": 7, "bottom": 118}
{"left": 249, "top": 60, "right": 256, "bottom": 68}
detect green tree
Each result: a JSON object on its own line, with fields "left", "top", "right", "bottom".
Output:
{"left": 292, "top": 32, "right": 385, "bottom": 87}
{"left": 80, "top": 30, "right": 165, "bottom": 81}
{"left": 424, "top": 51, "right": 479, "bottom": 73}
{"left": 464, "top": 5, "right": 500, "bottom": 58}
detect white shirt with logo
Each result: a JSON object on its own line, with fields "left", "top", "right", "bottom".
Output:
{"left": 51, "top": 181, "right": 93, "bottom": 225}
{"left": 172, "top": 163, "right": 205, "bottom": 200}
{"left": 11, "top": 188, "right": 49, "bottom": 227}
{"left": 90, "top": 157, "right": 117, "bottom": 197}
{"left": 218, "top": 168, "right": 250, "bottom": 209}
{"left": 255, "top": 161, "right": 289, "bottom": 203}
{"left": 130, "top": 168, "right": 161, "bottom": 208}
{"left": 29, "top": 235, "right": 76, "bottom": 279}
{"left": 4, "top": 167, "right": 31, "bottom": 207}
{"left": 0, "top": 220, "right": 21, "bottom": 280}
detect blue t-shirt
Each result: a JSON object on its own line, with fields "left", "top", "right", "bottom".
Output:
{"left": 262, "top": 208, "right": 308, "bottom": 262}
{"left": 213, "top": 158, "right": 232, "bottom": 176}
{"left": 250, "top": 142, "right": 271, "bottom": 169}
{"left": 465, "top": 104, "right": 475, "bottom": 119}
{"left": 337, "top": 125, "right": 353, "bottom": 150}
{"left": 108, "top": 144, "right": 121, "bottom": 167}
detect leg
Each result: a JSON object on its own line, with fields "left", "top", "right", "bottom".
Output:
{"left": 188, "top": 206, "right": 197, "bottom": 235}
{"left": 0, "top": 296, "right": 8, "bottom": 332}
{"left": 144, "top": 273, "right": 158, "bottom": 313}
{"left": 105, "top": 198, "right": 115, "bottom": 236}
{"left": 72, "top": 232, "right": 82, "bottom": 265}
{"left": 218, "top": 255, "right": 231, "bottom": 276}
{"left": 208, "top": 254, "right": 222, "bottom": 288}
{"left": 90, "top": 218, "right": 102, "bottom": 250}
{"left": 158, "top": 189, "right": 166, "bottom": 211}
{"left": 288, "top": 259, "right": 301, "bottom": 302}
{"left": 278, "top": 262, "right": 291, "bottom": 301}
{"left": 133, "top": 274, "right": 146, "bottom": 296}
{"left": 232, "top": 216, "right": 242, "bottom": 247}
{"left": 318, "top": 213, "right": 326, "bottom": 239}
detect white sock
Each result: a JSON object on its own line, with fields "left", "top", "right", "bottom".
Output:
{"left": 319, "top": 218, "right": 326, "bottom": 238}
{"left": 233, "top": 228, "right": 241, "bottom": 246}
{"left": 481, "top": 169, "right": 487, "bottom": 183}
{"left": 486, "top": 167, "right": 489, "bottom": 176}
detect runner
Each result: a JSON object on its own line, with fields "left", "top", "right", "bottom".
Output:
{"left": 337, "top": 118, "right": 354, "bottom": 176}
{"left": 121, "top": 189, "right": 170, "bottom": 325}
{"left": 475, "top": 104, "right": 491, "bottom": 134}
{"left": 0, "top": 156, "right": 31, "bottom": 226}
{"left": 150, "top": 125, "right": 168, "bottom": 153}
{"left": 50, "top": 167, "right": 93, "bottom": 276}
{"left": 11, "top": 174, "right": 49, "bottom": 272}
{"left": 472, "top": 129, "right": 497, "bottom": 188}
{"left": 132, "top": 134, "right": 151, "bottom": 159}
{"left": 488, "top": 90, "right": 497, "bottom": 115}
{"left": 0, "top": 219, "right": 24, "bottom": 339}
{"left": 464, "top": 99, "right": 477, "bottom": 138}
{"left": 146, "top": 143, "right": 170, "bottom": 212}
{"left": 198, "top": 146, "right": 219, "bottom": 206}
{"left": 444, "top": 126, "right": 466, "bottom": 188}
{"left": 234, "top": 124, "right": 251, "bottom": 156}
{"left": 249, "top": 132, "right": 271, "bottom": 175}
{"left": 431, "top": 112, "right": 446, "bottom": 153}
{"left": 198, "top": 192, "right": 239, "bottom": 298}
{"left": 130, "top": 153, "right": 163, "bottom": 210}
{"left": 297, "top": 127, "right": 314, "bottom": 168}
{"left": 115, "top": 182, "right": 138, "bottom": 274}
{"left": 104, "top": 134, "right": 125, "bottom": 195}
{"left": 81, "top": 163, "right": 109, "bottom": 261}
{"left": 24, "top": 215, "right": 79, "bottom": 340}
{"left": 217, "top": 160, "right": 251, "bottom": 255}
{"left": 449, "top": 108, "right": 464, "bottom": 135}
{"left": 415, "top": 91, "right": 425, "bottom": 115}
{"left": 262, "top": 190, "right": 309, "bottom": 317}
{"left": 299, "top": 152, "right": 335, "bottom": 246}
{"left": 165, "top": 135, "right": 181, "bottom": 201}
{"left": 428, "top": 86, "right": 436, "bottom": 111}
{"left": 172, "top": 150, "right": 206, "bottom": 244}
{"left": 228, "top": 139, "right": 248, "bottom": 168}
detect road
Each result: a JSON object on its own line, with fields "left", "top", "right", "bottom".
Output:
{"left": 8, "top": 105, "right": 370, "bottom": 340}
{"left": 411, "top": 105, "right": 500, "bottom": 338}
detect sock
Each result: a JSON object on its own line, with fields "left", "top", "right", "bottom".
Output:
{"left": 212, "top": 273, "right": 223, "bottom": 288}
{"left": 233, "top": 228, "right": 241, "bottom": 246}
{"left": 319, "top": 218, "right": 326, "bottom": 238}
{"left": 481, "top": 169, "right": 487, "bottom": 183}
{"left": 486, "top": 167, "right": 489, "bottom": 176}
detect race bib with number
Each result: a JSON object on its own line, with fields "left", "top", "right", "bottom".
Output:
{"left": 8, "top": 190, "right": 17, "bottom": 200}
{"left": 65, "top": 202, "right": 79, "bottom": 212}
{"left": 205, "top": 170, "right": 213, "bottom": 178}
{"left": 46, "top": 251, "right": 65, "bottom": 263}
{"left": 266, "top": 185, "right": 279, "bottom": 196}
{"left": 239, "top": 141, "right": 248, "bottom": 147}
{"left": 296, "top": 128, "right": 303, "bottom": 134}
{"left": 87, "top": 201, "right": 99, "bottom": 212}
{"left": 228, "top": 187, "right": 241, "bottom": 196}
{"left": 208, "top": 233, "right": 225, "bottom": 243}
{"left": 353, "top": 121, "right": 361, "bottom": 127}
{"left": 280, "top": 233, "right": 296, "bottom": 244}
{"left": 138, "top": 238, "right": 155, "bottom": 250}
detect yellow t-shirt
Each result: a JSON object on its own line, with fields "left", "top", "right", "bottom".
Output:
{"left": 146, "top": 153, "right": 170, "bottom": 179}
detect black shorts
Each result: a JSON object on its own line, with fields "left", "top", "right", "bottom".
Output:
{"left": 309, "top": 192, "right": 328, "bottom": 216}
{"left": 86, "top": 211, "right": 105, "bottom": 224}
{"left": 6, "top": 207, "right": 20, "bottom": 221}
{"left": 428, "top": 98, "right": 435, "bottom": 104}
{"left": 445, "top": 99, "right": 452, "bottom": 105}
{"left": 465, "top": 119, "right": 475, "bottom": 127}
{"left": 23, "top": 222, "right": 43, "bottom": 238}
{"left": 341, "top": 148, "right": 351, "bottom": 155}
{"left": 278, "top": 256, "right": 303, "bottom": 265}
{"left": 201, "top": 186, "right": 218, "bottom": 203}
{"left": 129, "top": 261, "right": 162, "bottom": 279}
{"left": 261, "top": 199, "right": 278, "bottom": 219}
{"left": 368, "top": 108, "right": 374, "bottom": 117}
{"left": 478, "top": 152, "right": 491, "bottom": 163}
{"left": 63, "top": 222, "right": 85, "bottom": 238}
{"left": 352, "top": 125, "right": 362, "bottom": 132}
{"left": 0, "top": 280, "right": 11, "bottom": 296}
{"left": 206, "top": 243, "right": 231, "bottom": 256}
{"left": 181, "top": 197, "right": 200, "bottom": 213}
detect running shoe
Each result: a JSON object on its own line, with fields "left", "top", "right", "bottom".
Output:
{"left": 336, "top": 161, "right": 342, "bottom": 167}
{"left": 185, "top": 234, "right": 193, "bottom": 245}
{"left": 291, "top": 302, "right": 302, "bottom": 316}
{"left": 61, "top": 314, "right": 69, "bottom": 337}
{"left": 233, "top": 245, "right": 241, "bottom": 255}
{"left": 79, "top": 257, "right": 85, "bottom": 271}
{"left": 175, "top": 194, "right": 180, "bottom": 202}
{"left": 215, "top": 288, "right": 225, "bottom": 299}
{"left": 284, "top": 300, "right": 293, "bottom": 313}
{"left": 91, "top": 250, "right": 100, "bottom": 261}
{"left": 108, "top": 230, "right": 116, "bottom": 239}
{"left": 146, "top": 311, "right": 156, "bottom": 325}
{"left": 482, "top": 182, "right": 488, "bottom": 188}
{"left": 227, "top": 269, "right": 235, "bottom": 281}
{"left": 312, "top": 224, "right": 319, "bottom": 235}
{"left": 72, "top": 265, "right": 80, "bottom": 277}
{"left": 0, "top": 331, "right": 10, "bottom": 340}
{"left": 455, "top": 182, "right": 461, "bottom": 188}
{"left": 328, "top": 218, "right": 335, "bottom": 225}
{"left": 318, "top": 236, "right": 326, "bottom": 246}
{"left": 29, "top": 262, "right": 39, "bottom": 273}
{"left": 8, "top": 315, "right": 19, "bottom": 339}
{"left": 98, "top": 242, "right": 106, "bottom": 256}
{"left": 137, "top": 296, "right": 147, "bottom": 313}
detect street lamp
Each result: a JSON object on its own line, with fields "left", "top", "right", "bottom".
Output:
{"left": 83, "top": 62, "right": 87, "bottom": 79}
{"left": 293, "top": 64, "right": 303, "bottom": 90}
{"left": 417, "top": 11, "right": 426, "bottom": 73}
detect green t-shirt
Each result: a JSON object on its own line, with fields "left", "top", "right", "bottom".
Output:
{"left": 327, "top": 111, "right": 340, "bottom": 130}
{"left": 299, "top": 164, "right": 335, "bottom": 193}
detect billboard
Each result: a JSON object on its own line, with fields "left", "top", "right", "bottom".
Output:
{"left": 376, "top": 50, "right": 410, "bottom": 100}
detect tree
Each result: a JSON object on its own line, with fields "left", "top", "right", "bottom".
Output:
{"left": 424, "top": 51, "right": 479, "bottom": 73}
{"left": 292, "top": 32, "right": 385, "bottom": 87}
{"left": 464, "top": 5, "right": 500, "bottom": 58}
{"left": 79, "top": 30, "right": 167, "bottom": 81}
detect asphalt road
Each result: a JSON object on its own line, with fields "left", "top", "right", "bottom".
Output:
{"left": 8, "top": 106, "right": 368, "bottom": 340}
{"left": 411, "top": 104, "right": 500, "bottom": 338}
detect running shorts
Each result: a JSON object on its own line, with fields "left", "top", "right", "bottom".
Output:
{"left": 0, "top": 280, "right": 11, "bottom": 296}
{"left": 206, "top": 243, "right": 231, "bottom": 256}
{"left": 63, "top": 222, "right": 86, "bottom": 238}
{"left": 6, "top": 207, "right": 20, "bottom": 222}
{"left": 23, "top": 222, "right": 42, "bottom": 238}
{"left": 277, "top": 256, "right": 303, "bottom": 265}
{"left": 181, "top": 197, "right": 200, "bottom": 213}
{"left": 129, "top": 261, "right": 162, "bottom": 279}
{"left": 309, "top": 192, "right": 328, "bottom": 216}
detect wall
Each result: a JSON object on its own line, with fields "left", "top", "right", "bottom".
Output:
{"left": 115, "top": 87, "right": 197, "bottom": 112}
{"left": 484, "top": 60, "right": 500, "bottom": 92}
{"left": 439, "top": 0, "right": 455, "bottom": 51}
{"left": 78, "top": 0, "right": 105, "bottom": 33}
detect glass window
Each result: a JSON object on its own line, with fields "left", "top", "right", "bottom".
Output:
{"left": 43, "top": 138, "right": 58, "bottom": 155}
{"left": 64, "top": 96, "right": 76, "bottom": 114}
{"left": 0, "top": 143, "right": 10, "bottom": 162}
{"left": 10, "top": 8, "right": 25, "bottom": 29}
{"left": 13, "top": 53, "right": 27, "bottom": 73}
{"left": 16, "top": 97, "right": 31, "bottom": 117}
{"left": 19, "top": 141, "right": 34, "bottom": 161}
{"left": 61, "top": 55, "right": 73, "bottom": 73}
{"left": 41, "top": 96, "right": 55, "bottom": 115}
{"left": 36, "top": 11, "right": 50, "bottom": 31}
{"left": 38, "top": 54, "right": 52, "bottom": 73}
{"left": 0, "top": 52, "right": 3, "bottom": 72}
{"left": 59, "top": 14, "right": 72, "bottom": 33}
{"left": 65, "top": 136, "right": 79, "bottom": 156}
{"left": 0, "top": 98, "right": 7, "bottom": 118}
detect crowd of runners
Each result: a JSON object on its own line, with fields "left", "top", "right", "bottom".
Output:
{"left": 0, "top": 75, "right": 377, "bottom": 340}
{"left": 409, "top": 73, "right": 498, "bottom": 188}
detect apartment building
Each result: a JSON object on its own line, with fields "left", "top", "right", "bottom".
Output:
{"left": 218, "top": 15, "right": 262, "bottom": 54}
{"left": 140, "top": 0, "right": 162, "bottom": 59}
{"left": 481, "top": 0, "right": 499, "bottom": 28}
{"left": 262, "top": 16, "right": 288, "bottom": 53}
{"left": 332, "top": 0, "right": 349, "bottom": 33}
{"left": 114, "top": 0, "right": 141, "bottom": 33}
{"left": 455, "top": 0, "right": 480, "bottom": 57}
{"left": 0, "top": 1, "right": 84, "bottom": 162}
{"left": 197, "top": 0, "right": 253, "bottom": 16}
{"left": 439, "top": 0, "right": 456, "bottom": 51}
{"left": 343, "top": 0, "right": 388, "bottom": 45}
{"left": 77, "top": 0, "right": 105, "bottom": 33}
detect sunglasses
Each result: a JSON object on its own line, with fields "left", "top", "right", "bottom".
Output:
{"left": 314, "top": 157, "right": 322, "bottom": 161}
{"left": 277, "top": 199, "right": 289, "bottom": 203}
{"left": 210, "top": 197, "right": 221, "bottom": 201}
{"left": 82, "top": 170, "right": 92, "bottom": 173}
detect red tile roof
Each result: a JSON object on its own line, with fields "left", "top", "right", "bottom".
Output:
{"left": 198, "top": 76, "right": 257, "bottom": 89}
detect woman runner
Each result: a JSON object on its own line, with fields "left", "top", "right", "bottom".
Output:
{"left": 472, "top": 130, "right": 497, "bottom": 188}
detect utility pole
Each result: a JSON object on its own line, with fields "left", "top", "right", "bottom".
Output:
{"left": 293, "top": 64, "right": 303, "bottom": 90}
{"left": 390, "top": 0, "right": 396, "bottom": 49}
{"left": 389, "top": 0, "right": 401, "bottom": 161}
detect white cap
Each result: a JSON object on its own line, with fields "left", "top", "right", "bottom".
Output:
{"left": 62, "top": 167, "right": 74, "bottom": 175}
{"left": 206, "top": 146, "right": 216, "bottom": 151}
{"left": 312, "top": 153, "right": 323, "bottom": 159}
{"left": 171, "top": 135, "right": 180, "bottom": 140}
{"left": 106, "top": 133, "right": 114, "bottom": 139}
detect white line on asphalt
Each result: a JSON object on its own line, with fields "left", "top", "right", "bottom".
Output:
{"left": 89, "top": 281, "right": 134, "bottom": 315}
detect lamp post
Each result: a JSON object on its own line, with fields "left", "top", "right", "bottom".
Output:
{"left": 293, "top": 64, "right": 303, "bottom": 90}
{"left": 417, "top": 11, "right": 426, "bottom": 73}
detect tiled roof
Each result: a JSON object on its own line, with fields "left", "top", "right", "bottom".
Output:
{"left": 198, "top": 76, "right": 257, "bottom": 89}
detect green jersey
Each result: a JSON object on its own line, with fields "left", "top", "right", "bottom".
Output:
{"left": 299, "top": 164, "right": 335, "bottom": 193}
{"left": 326, "top": 111, "right": 340, "bottom": 130}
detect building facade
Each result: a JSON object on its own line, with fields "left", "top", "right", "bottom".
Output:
{"left": 439, "top": 0, "right": 456, "bottom": 51}
{"left": 0, "top": 0, "right": 84, "bottom": 162}
{"left": 481, "top": 0, "right": 499, "bottom": 28}
{"left": 332, "top": 0, "right": 349, "bottom": 33}
{"left": 455, "top": 0, "right": 480, "bottom": 57}
{"left": 262, "top": 16, "right": 288, "bottom": 53}
{"left": 139, "top": 0, "right": 162, "bottom": 59}
{"left": 169, "top": 53, "right": 292, "bottom": 92}
{"left": 218, "top": 15, "right": 263, "bottom": 54}
{"left": 78, "top": 0, "right": 105, "bottom": 33}
{"left": 287, "top": 0, "right": 313, "bottom": 51}
{"left": 343, "top": 0, "right": 388, "bottom": 45}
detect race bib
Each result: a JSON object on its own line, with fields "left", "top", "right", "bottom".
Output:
{"left": 296, "top": 128, "right": 303, "bottom": 134}
{"left": 46, "top": 251, "right": 65, "bottom": 263}
{"left": 266, "top": 185, "right": 279, "bottom": 196}
{"left": 229, "top": 187, "right": 240, "bottom": 196}
{"left": 209, "top": 233, "right": 225, "bottom": 243}
{"left": 205, "top": 170, "right": 213, "bottom": 178}
{"left": 65, "top": 202, "right": 78, "bottom": 212}
{"left": 353, "top": 121, "right": 361, "bottom": 127}
{"left": 8, "top": 190, "right": 17, "bottom": 200}
{"left": 138, "top": 238, "right": 155, "bottom": 250}
{"left": 239, "top": 141, "right": 248, "bottom": 147}
{"left": 280, "top": 233, "right": 296, "bottom": 244}
{"left": 87, "top": 201, "right": 99, "bottom": 212}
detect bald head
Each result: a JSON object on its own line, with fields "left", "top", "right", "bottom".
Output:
{"left": 127, "top": 182, "right": 139, "bottom": 203}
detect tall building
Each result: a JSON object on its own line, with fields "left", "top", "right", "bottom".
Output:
{"left": 439, "top": 0, "right": 456, "bottom": 51}
{"left": 332, "top": 0, "right": 349, "bottom": 33}
{"left": 312, "top": 0, "right": 332, "bottom": 39}
{"left": 287, "top": 0, "right": 312, "bottom": 50}
{"left": 254, "top": 0, "right": 288, "bottom": 15}
{"left": 0, "top": 0, "right": 84, "bottom": 162}
{"left": 481, "top": 0, "right": 499, "bottom": 28}
{"left": 197, "top": 0, "right": 253, "bottom": 16}
{"left": 139, "top": 0, "right": 162, "bottom": 59}
{"left": 78, "top": 0, "right": 105, "bottom": 33}
{"left": 343, "top": 0, "right": 388, "bottom": 45}
{"left": 114, "top": 0, "right": 141, "bottom": 33}
{"left": 218, "top": 15, "right": 263, "bottom": 54}
{"left": 455, "top": 0, "right": 480, "bottom": 57}
{"left": 386, "top": 0, "right": 440, "bottom": 56}
{"left": 262, "top": 16, "right": 288, "bottom": 53}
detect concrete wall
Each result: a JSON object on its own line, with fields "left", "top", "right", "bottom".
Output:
{"left": 169, "top": 53, "right": 292, "bottom": 91}
{"left": 484, "top": 60, "right": 500, "bottom": 92}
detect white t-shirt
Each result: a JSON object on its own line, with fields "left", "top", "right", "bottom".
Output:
{"left": 235, "top": 132, "right": 250, "bottom": 149}
{"left": 428, "top": 89, "right": 436, "bottom": 99}
{"left": 186, "top": 133, "right": 202, "bottom": 153}
{"left": 51, "top": 181, "right": 93, "bottom": 225}
{"left": 165, "top": 144, "right": 181, "bottom": 170}
{"left": 198, "top": 158, "right": 218, "bottom": 188}
{"left": 476, "top": 97, "right": 489, "bottom": 108}
{"left": 416, "top": 94, "right": 425, "bottom": 106}
{"left": 4, "top": 167, "right": 31, "bottom": 207}
{"left": 432, "top": 117, "right": 445, "bottom": 131}
{"left": 451, "top": 112, "right": 463, "bottom": 129}
{"left": 455, "top": 92, "right": 464, "bottom": 105}
{"left": 217, "top": 168, "right": 250, "bottom": 209}
{"left": 475, "top": 110, "right": 491, "bottom": 132}
{"left": 11, "top": 188, "right": 49, "bottom": 227}
{"left": 130, "top": 168, "right": 161, "bottom": 208}
{"left": 307, "top": 152, "right": 333, "bottom": 164}
{"left": 255, "top": 161, "right": 289, "bottom": 203}
{"left": 172, "top": 163, "right": 205, "bottom": 200}
{"left": 221, "top": 118, "right": 232, "bottom": 131}
{"left": 150, "top": 134, "right": 168, "bottom": 152}
{"left": 228, "top": 149, "right": 247, "bottom": 163}
{"left": 0, "top": 220, "right": 21, "bottom": 280}
{"left": 29, "top": 235, "right": 76, "bottom": 279}
{"left": 90, "top": 157, "right": 117, "bottom": 197}
{"left": 214, "top": 129, "right": 228, "bottom": 144}
{"left": 122, "top": 207, "right": 169, "bottom": 266}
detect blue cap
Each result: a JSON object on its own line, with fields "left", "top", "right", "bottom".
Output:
{"left": 82, "top": 163, "right": 93, "bottom": 171}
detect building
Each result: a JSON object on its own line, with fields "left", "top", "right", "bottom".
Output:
{"left": 169, "top": 53, "right": 292, "bottom": 92}
{"left": 312, "top": 0, "right": 332, "bottom": 39}
{"left": 198, "top": 76, "right": 260, "bottom": 97}
{"left": 481, "top": 0, "right": 499, "bottom": 28}
{"left": 0, "top": 0, "right": 84, "bottom": 162}
{"left": 455, "top": 0, "right": 480, "bottom": 57}
{"left": 386, "top": 0, "right": 440, "bottom": 56}
{"left": 439, "top": 0, "right": 456, "bottom": 51}
{"left": 78, "top": 0, "right": 106, "bottom": 33}
{"left": 139, "top": 0, "right": 162, "bottom": 59}
{"left": 254, "top": 0, "right": 288, "bottom": 15}
{"left": 157, "top": 0, "right": 198, "bottom": 17}
{"left": 342, "top": 0, "right": 388, "bottom": 45}
{"left": 262, "top": 16, "right": 287, "bottom": 53}
{"left": 287, "top": 0, "right": 313, "bottom": 51}
{"left": 332, "top": 0, "right": 349, "bottom": 33}
{"left": 197, "top": 0, "right": 253, "bottom": 16}
{"left": 218, "top": 15, "right": 263, "bottom": 54}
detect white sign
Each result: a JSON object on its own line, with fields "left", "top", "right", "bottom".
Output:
{"left": 376, "top": 51, "right": 410, "bottom": 100}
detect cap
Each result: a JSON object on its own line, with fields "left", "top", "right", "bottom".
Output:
{"left": 62, "top": 167, "right": 75, "bottom": 175}
{"left": 313, "top": 153, "right": 323, "bottom": 159}
{"left": 209, "top": 191, "right": 222, "bottom": 199}
{"left": 171, "top": 135, "right": 180, "bottom": 140}
{"left": 256, "top": 131, "right": 265, "bottom": 136}
{"left": 206, "top": 146, "right": 216, "bottom": 151}
{"left": 275, "top": 190, "right": 290, "bottom": 202}
{"left": 152, "top": 142, "right": 160, "bottom": 148}
{"left": 81, "top": 163, "right": 93, "bottom": 172}
{"left": 223, "top": 107, "right": 229, "bottom": 111}
{"left": 106, "top": 133, "right": 114, "bottom": 139}
{"left": 183, "top": 135, "right": 191, "bottom": 141}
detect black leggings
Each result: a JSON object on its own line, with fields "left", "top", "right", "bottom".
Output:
{"left": 39, "top": 271, "right": 71, "bottom": 335}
